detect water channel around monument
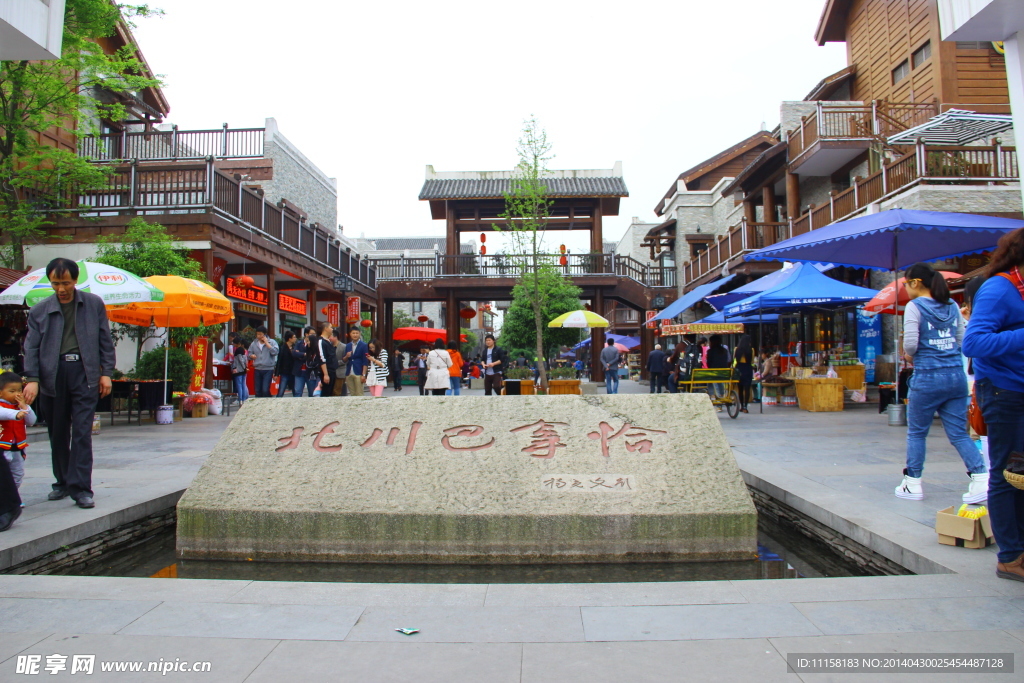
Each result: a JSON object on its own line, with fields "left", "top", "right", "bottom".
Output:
{"left": 63, "top": 514, "right": 874, "bottom": 583}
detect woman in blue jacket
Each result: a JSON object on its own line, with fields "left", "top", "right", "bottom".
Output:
{"left": 963, "top": 228, "right": 1024, "bottom": 583}
{"left": 895, "top": 262, "right": 986, "bottom": 503}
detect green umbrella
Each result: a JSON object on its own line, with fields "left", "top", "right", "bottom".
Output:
{"left": 0, "top": 261, "right": 164, "bottom": 307}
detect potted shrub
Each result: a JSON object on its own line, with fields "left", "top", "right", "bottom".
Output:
{"left": 503, "top": 367, "right": 535, "bottom": 395}
{"left": 547, "top": 366, "right": 581, "bottom": 395}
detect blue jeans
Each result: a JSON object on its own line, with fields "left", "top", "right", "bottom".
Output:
{"left": 605, "top": 369, "right": 619, "bottom": 394}
{"left": 976, "top": 378, "right": 1024, "bottom": 563}
{"left": 447, "top": 376, "right": 461, "bottom": 396}
{"left": 293, "top": 374, "right": 316, "bottom": 397}
{"left": 254, "top": 369, "right": 274, "bottom": 398}
{"left": 232, "top": 373, "right": 249, "bottom": 402}
{"left": 906, "top": 368, "right": 985, "bottom": 478}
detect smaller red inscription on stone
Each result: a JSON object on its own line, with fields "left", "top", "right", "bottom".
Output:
{"left": 441, "top": 425, "right": 495, "bottom": 452}
{"left": 275, "top": 427, "right": 304, "bottom": 452}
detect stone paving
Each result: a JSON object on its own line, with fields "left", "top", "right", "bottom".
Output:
{"left": 1, "top": 382, "right": 1023, "bottom": 681}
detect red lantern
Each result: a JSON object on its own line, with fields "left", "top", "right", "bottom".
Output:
{"left": 460, "top": 307, "right": 477, "bottom": 320}
{"left": 559, "top": 244, "right": 566, "bottom": 254}
{"left": 480, "top": 245, "right": 487, "bottom": 255}
{"left": 321, "top": 307, "right": 329, "bottom": 315}
{"left": 479, "top": 233, "right": 486, "bottom": 243}
{"left": 653, "top": 329, "right": 661, "bottom": 336}
{"left": 237, "top": 274, "right": 255, "bottom": 289}
{"left": 360, "top": 319, "right": 372, "bottom": 328}
{"left": 559, "top": 255, "right": 568, "bottom": 266}
{"left": 417, "top": 315, "right": 429, "bottom": 323}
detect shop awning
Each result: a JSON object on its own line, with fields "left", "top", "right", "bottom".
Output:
{"left": 0, "top": 268, "right": 28, "bottom": 290}
{"left": 887, "top": 109, "right": 1013, "bottom": 146}
{"left": 651, "top": 274, "right": 737, "bottom": 322}
{"left": 723, "top": 263, "right": 877, "bottom": 317}
{"left": 572, "top": 333, "right": 641, "bottom": 350}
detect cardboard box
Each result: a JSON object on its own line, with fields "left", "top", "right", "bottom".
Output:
{"left": 936, "top": 506, "right": 993, "bottom": 549}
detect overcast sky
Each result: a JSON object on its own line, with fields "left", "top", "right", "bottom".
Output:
{"left": 131, "top": 0, "right": 846, "bottom": 252}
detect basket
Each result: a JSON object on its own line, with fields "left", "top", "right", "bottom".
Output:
{"left": 1005, "top": 470, "right": 1024, "bottom": 491}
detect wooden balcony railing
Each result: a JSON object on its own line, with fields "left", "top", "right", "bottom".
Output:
{"left": 373, "top": 252, "right": 676, "bottom": 288}
{"left": 51, "top": 160, "right": 374, "bottom": 288}
{"left": 78, "top": 124, "right": 265, "bottom": 161}
{"left": 680, "top": 141, "right": 1018, "bottom": 289}
{"left": 788, "top": 100, "right": 939, "bottom": 160}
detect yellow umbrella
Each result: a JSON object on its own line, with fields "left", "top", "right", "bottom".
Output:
{"left": 547, "top": 309, "right": 610, "bottom": 328}
{"left": 107, "top": 276, "right": 233, "bottom": 327}
{"left": 106, "top": 276, "right": 234, "bottom": 405}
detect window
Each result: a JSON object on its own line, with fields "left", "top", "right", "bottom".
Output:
{"left": 892, "top": 60, "right": 910, "bottom": 85}
{"left": 956, "top": 41, "right": 986, "bottom": 50}
{"left": 412, "top": 301, "right": 422, "bottom": 313}
{"left": 912, "top": 41, "right": 931, "bottom": 68}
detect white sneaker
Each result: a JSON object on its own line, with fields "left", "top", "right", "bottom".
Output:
{"left": 963, "top": 472, "right": 989, "bottom": 504}
{"left": 895, "top": 469, "right": 923, "bottom": 500}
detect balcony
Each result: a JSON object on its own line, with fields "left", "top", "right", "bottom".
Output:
{"left": 373, "top": 253, "right": 676, "bottom": 289}
{"left": 681, "top": 141, "right": 1018, "bottom": 288}
{"left": 787, "top": 101, "right": 938, "bottom": 175}
{"left": 78, "top": 125, "right": 265, "bottom": 162}
{"left": 46, "top": 160, "right": 375, "bottom": 289}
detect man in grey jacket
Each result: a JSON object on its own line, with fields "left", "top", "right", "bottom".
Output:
{"left": 23, "top": 258, "right": 115, "bottom": 509}
{"left": 247, "top": 325, "right": 279, "bottom": 397}
{"left": 600, "top": 338, "right": 621, "bottom": 395}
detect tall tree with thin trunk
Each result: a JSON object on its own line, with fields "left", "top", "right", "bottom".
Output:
{"left": 496, "top": 118, "right": 580, "bottom": 391}
{"left": 0, "top": 0, "right": 162, "bottom": 268}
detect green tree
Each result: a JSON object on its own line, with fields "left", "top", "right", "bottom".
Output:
{"left": 93, "top": 217, "right": 218, "bottom": 365}
{"left": 392, "top": 308, "right": 416, "bottom": 329}
{"left": 0, "top": 0, "right": 162, "bottom": 268}
{"left": 498, "top": 278, "right": 581, "bottom": 359}
{"left": 494, "top": 118, "right": 580, "bottom": 390}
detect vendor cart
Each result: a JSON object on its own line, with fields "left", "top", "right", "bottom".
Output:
{"left": 677, "top": 368, "right": 741, "bottom": 419}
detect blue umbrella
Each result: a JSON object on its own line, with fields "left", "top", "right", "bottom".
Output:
{"left": 745, "top": 209, "right": 1024, "bottom": 270}
{"left": 722, "top": 263, "right": 878, "bottom": 317}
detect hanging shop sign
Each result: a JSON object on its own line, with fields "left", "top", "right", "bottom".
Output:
{"left": 645, "top": 311, "right": 658, "bottom": 329}
{"left": 323, "top": 303, "right": 340, "bottom": 327}
{"left": 663, "top": 322, "right": 744, "bottom": 335}
{"left": 347, "top": 296, "right": 360, "bottom": 321}
{"left": 225, "top": 277, "right": 269, "bottom": 306}
{"left": 277, "top": 293, "right": 307, "bottom": 316}
{"left": 184, "top": 338, "right": 209, "bottom": 392}
{"left": 234, "top": 302, "right": 267, "bottom": 317}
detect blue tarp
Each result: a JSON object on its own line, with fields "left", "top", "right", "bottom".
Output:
{"left": 572, "top": 333, "right": 641, "bottom": 350}
{"left": 704, "top": 267, "right": 799, "bottom": 311}
{"left": 652, "top": 274, "right": 737, "bottom": 321}
{"left": 723, "top": 262, "right": 878, "bottom": 317}
{"left": 745, "top": 209, "right": 1024, "bottom": 270}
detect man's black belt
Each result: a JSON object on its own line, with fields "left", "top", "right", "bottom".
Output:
{"left": 62, "top": 353, "right": 81, "bottom": 362}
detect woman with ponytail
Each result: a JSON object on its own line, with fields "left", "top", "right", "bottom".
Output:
{"left": 896, "top": 262, "right": 987, "bottom": 506}
{"left": 963, "top": 228, "right": 1024, "bottom": 582}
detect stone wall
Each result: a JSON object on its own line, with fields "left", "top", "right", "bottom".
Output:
{"left": 879, "top": 183, "right": 1022, "bottom": 214}
{"left": 614, "top": 220, "right": 659, "bottom": 263}
{"left": 255, "top": 118, "right": 338, "bottom": 231}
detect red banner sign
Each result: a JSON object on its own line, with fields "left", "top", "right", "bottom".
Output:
{"left": 646, "top": 310, "right": 658, "bottom": 329}
{"left": 325, "top": 303, "right": 339, "bottom": 326}
{"left": 184, "top": 338, "right": 209, "bottom": 392}
{"left": 347, "top": 296, "right": 360, "bottom": 321}
{"left": 277, "top": 293, "right": 307, "bottom": 316}
{"left": 225, "top": 277, "right": 269, "bottom": 306}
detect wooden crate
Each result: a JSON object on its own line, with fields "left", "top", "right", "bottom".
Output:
{"left": 833, "top": 364, "right": 866, "bottom": 390}
{"left": 547, "top": 380, "right": 581, "bottom": 395}
{"left": 794, "top": 378, "right": 845, "bottom": 412}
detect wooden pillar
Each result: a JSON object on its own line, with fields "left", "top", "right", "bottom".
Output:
{"left": 591, "top": 289, "right": 605, "bottom": 383}
{"left": 200, "top": 249, "right": 215, "bottom": 389}
{"left": 762, "top": 185, "right": 777, "bottom": 224}
{"left": 266, "top": 269, "right": 276, "bottom": 337}
{"left": 308, "top": 286, "right": 317, "bottom": 329}
{"left": 445, "top": 289, "right": 458, "bottom": 344}
{"left": 743, "top": 198, "right": 757, "bottom": 224}
{"left": 590, "top": 201, "right": 604, "bottom": 253}
{"left": 384, "top": 299, "right": 394, "bottom": 358}
{"left": 639, "top": 317, "right": 652, "bottom": 382}
{"left": 445, "top": 200, "right": 457, "bottom": 275}
{"left": 786, "top": 170, "right": 801, "bottom": 220}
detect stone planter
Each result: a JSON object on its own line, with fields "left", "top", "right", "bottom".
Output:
{"left": 548, "top": 379, "right": 581, "bottom": 395}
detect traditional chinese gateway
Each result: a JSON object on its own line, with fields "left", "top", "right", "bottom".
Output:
{"left": 176, "top": 395, "right": 756, "bottom": 564}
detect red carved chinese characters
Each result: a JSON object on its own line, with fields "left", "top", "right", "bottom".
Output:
{"left": 275, "top": 427, "right": 304, "bottom": 452}
{"left": 510, "top": 420, "right": 569, "bottom": 459}
{"left": 587, "top": 422, "right": 667, "bottom": 458}
{"left": 359, "top": 422, "right": 423, "bottom": 454}
{"left": 311, "top": 421, "right": 343, "bottom": 453}
{"left": 440, "top": 425, "right": 495, "bottom": 452}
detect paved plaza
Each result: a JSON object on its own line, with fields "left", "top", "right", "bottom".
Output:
{"left": 1, "top": 385, "right": 1023, "bottom": 681}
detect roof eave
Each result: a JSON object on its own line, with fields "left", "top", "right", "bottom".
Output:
{"left": 815, "top": 0, "right": 850, "bottom": 46}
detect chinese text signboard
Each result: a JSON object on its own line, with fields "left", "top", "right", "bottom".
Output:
{"left": 278, "top": 293, "right": 307, "bottom": 316}
{"left": 347, "top": 296, "right": 360, "bottom": 321}
{"left": 184, "top": 337, "right": 209, "bottom": 392}
{"left": 662, "top": 323, "right": 744, "bottom": 336}
{"left": 225, "top": 277, "right": 269, "bottom": 306}
{"left": 645, "top": 310, "right": 658, "bottom": 329}
{"left": 324, "top": 303, "right": 339, "bottom": 326}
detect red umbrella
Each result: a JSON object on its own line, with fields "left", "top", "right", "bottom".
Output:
{"left": 864, "top": 271, "right": 961, "bottom": 315}
{"left": 392, "top": 327, "right": 468, "bottom": 344}
{"left": 613, "top": 342, "right": 630, "bottom": 353}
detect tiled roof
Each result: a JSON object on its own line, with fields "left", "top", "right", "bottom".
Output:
{"left": 369, "top": 238, "right": 474, "bottom": 253}
{"left": 419, "top": 177, "right": 628, "bottom": 201}
{"left": 0, "top": 268, "right": 27, "bottom": 289}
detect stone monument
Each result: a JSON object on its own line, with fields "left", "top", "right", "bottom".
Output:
{"left": 177, "top": 395, "right": 756, "bottom": 563}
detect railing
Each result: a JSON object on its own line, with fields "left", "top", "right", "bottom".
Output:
{"left": 679, "top": 141, "right": 1018, "bottom": 289}
{"left": 52, "top": 160, "right": 375, "bottom": 289}
{"left": 372, "top": 252, "right": 675, "bottom": 288}
{"left": 788, "top": 100, "right": 939, "bottom": 160}
{"left": 78, "top": 125, "right": 265, "bottom": 161}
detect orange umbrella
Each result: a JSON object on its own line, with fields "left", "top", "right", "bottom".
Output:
{"left": 863, "top": 271, "right": 961, "bottom": 315}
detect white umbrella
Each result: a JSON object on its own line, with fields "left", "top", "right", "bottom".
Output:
{"left": 0, "top": 261, "right": 164, "bottom": 307}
